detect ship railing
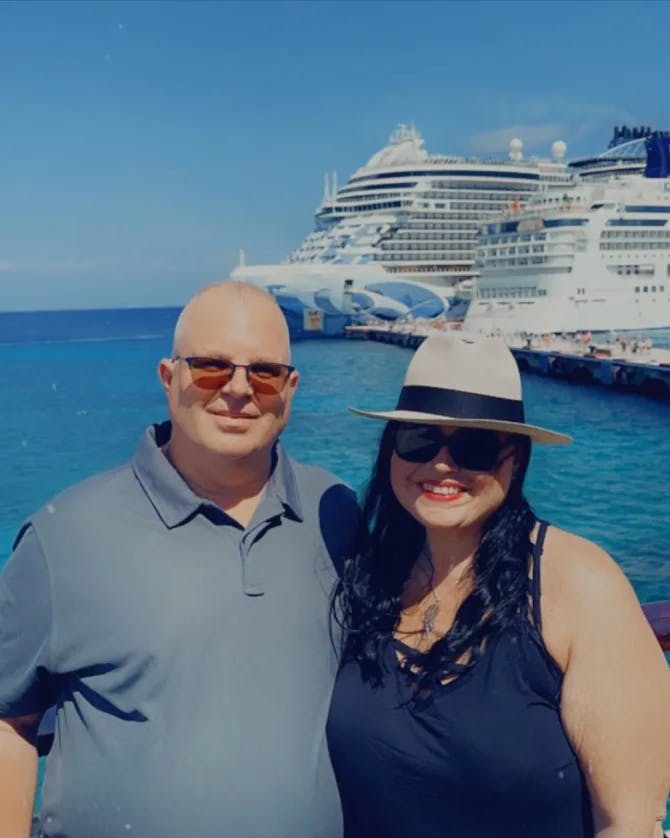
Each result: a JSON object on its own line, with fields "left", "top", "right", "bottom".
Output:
{"left": 501, "top": 200, "right": 584, "bottom": 218}
{"left": 644, "top": 599, "right": 670, "bottom": 652}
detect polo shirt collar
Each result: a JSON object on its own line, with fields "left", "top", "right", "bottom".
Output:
{"left": 132, "top": 421, "right": 303, "bottom": 528}
{"left": 266, "top": 438, "right": 303, "bottom": 523}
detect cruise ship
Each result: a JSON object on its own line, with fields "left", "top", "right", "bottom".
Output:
{"left": 231, "top": 125, "right": 571, "bottom": 336}
{"left": 463, "top": 130, "right": 670, "bottom": 335}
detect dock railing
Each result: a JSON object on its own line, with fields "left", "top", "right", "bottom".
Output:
{"left": 644, "top": 599, "right": 670, "bottom": 652}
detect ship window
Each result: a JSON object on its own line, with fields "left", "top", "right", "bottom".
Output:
{"left": 625, "top": 205, "right": 670, "bottom": 213}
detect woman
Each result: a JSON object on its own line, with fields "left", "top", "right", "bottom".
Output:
{"left": 328, "top": 333, "right": 670, "bottom": 838}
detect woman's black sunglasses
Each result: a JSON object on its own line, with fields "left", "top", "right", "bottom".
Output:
{"left": 392, "top": 424, "right": 516, "bottom": 471}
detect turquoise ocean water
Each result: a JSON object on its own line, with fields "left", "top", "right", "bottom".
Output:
{"left": 1, "top": 308, "right": 669, "bottom": 826}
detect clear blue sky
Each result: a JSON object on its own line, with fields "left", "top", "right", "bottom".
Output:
{"left": 1, "top": 0, "right": 668, "bottom": 311}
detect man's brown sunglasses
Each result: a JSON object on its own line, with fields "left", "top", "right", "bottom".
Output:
{"left": 173, "top": 356, "right": 295, "bottom": 395}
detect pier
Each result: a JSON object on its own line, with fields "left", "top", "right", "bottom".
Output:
{"left": 346, "top": 325, "right": 670, "bottom": 400}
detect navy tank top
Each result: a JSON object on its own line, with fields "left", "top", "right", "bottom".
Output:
{"left": 327, "top": 522, "right": 594, "bottom": 837}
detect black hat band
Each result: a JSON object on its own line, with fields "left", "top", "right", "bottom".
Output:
{"left": 395, "top": 385, "right": 525, "bottom": 423}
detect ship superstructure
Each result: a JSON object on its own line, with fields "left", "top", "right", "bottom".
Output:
{"left": 285, "top": 125, "right": 570, "bottom": 291}
{"left": 463, "top": 132, "right": 670, "bottom": 335}
{"left": 232, "top": 125, "right": 572, "bottom": 320}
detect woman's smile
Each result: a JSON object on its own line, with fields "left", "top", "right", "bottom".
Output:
{"left": 420, "top": 480, "right": 468, "bottom": 502}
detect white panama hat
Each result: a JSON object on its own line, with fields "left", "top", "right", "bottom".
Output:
{"left": 350, "top": 333, "right": 572, "bottom": 445}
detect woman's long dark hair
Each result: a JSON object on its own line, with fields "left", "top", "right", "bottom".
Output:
{"left": 332, "top": 422, "right": 536, "bottom": 696}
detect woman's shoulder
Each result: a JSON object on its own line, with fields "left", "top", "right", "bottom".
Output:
{"left": 533, "top": 524, "right": 642, "bottom": 670}
{"left": 538, "top": 523, "right": 631, "bottom": 597}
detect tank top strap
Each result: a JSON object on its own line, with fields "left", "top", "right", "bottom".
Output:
{"left": 530, "top": 520, "right": 549, "bottom": 631}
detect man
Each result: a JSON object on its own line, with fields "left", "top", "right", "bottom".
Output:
{"left": 0, "top": 281, "right": 359, "bottom": 838}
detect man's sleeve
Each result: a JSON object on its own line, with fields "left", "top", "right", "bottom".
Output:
{"left": 0, "top": 526, "right": 55, "bottom": 717}
{"left": 319, "top": 484, "right": 362, "bottom": 578}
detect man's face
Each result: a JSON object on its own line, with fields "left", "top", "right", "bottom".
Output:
{"left": 159, "top": 291, "right": 298, "bottom": 465}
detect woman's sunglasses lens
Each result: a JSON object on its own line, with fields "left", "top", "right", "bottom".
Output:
{"left": 393, "top": 427, "right": 441, "bottom": 463}
{"left": 449, "top": 430, "right": 502, "bottom": 470}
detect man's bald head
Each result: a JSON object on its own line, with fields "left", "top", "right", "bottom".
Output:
{"left": 172, "top": 281, "right": 291, "bottom": 361}
{"left": 159, "top": 279, "right": 298, "bottom": 480}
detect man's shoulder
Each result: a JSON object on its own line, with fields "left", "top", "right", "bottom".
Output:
{"left": 284, "top": 453, "right": 356, "bottom": 500}
{"left": 13, "top": 461, "right": 137, "bottom": 555}
{"left": 28, "top": 460, "right": 134, "bottom": 526}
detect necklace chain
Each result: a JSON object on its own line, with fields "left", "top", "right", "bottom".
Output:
{"left": 415, "top": 546, "right": 472, "bottom": 641}
{"left": 418, "top": 547, "right": 440, "bottom": 640}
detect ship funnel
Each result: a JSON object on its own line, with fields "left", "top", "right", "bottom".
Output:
{"left": 645, "top": 133, "right": 670, "bottom": 178}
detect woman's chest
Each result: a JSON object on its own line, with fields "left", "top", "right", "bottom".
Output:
{"left": 328, "top": 632, "right": 576, "bottom": 795}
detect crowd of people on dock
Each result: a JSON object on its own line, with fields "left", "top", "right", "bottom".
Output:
{"left": 517, "top": 330, "right": 655, "bottom": 356}
{"left": 357, "top": 316, "right": 658, "bottom": 360}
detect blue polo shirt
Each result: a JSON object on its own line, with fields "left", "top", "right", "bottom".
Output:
{"left": 0, "top": 422, "right": 359, "bottom": 838}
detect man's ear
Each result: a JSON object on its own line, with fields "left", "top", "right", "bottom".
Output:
{"left": 158, "top": 358, "right": 174, "bottom": 395}
{"left": 287, "top": 368, "right": 299, "bottom": 395}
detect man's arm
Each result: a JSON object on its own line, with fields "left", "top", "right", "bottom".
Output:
{"left": 319, "top": 482, "right": 362, "bottom": 578}
{"left": 0, "top": 526, "right": 56, "bottom": 837}
{"left": 0, "top": 714, "right": 41, "bottom": 837}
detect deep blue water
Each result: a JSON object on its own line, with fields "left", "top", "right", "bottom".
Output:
{"left": 1, "top": 307, "right": 669, "bottom": 827}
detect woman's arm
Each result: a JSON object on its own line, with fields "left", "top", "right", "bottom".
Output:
{"left": 541, "top": 529, "right": 670, "bottom": 837}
